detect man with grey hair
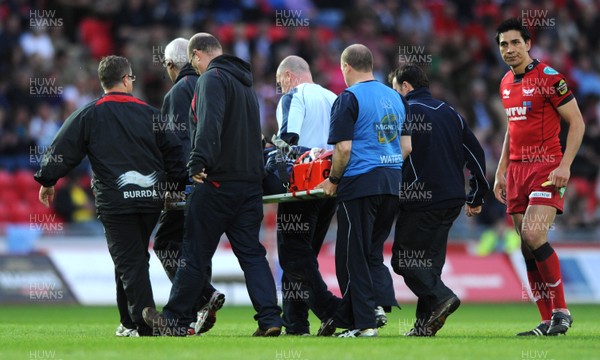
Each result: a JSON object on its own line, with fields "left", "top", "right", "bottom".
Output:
{"left": 153, "top": 37, "right": 224, "bottom": 335}
{"left": 273, "top": 55, "right": 340, "bottom": 336}
{"left": 317, "top": 44, "right": 412, "bottom": 337}
{"left": 35, "top": 55, "right": 187, "bottom": 337}
{"left": 144, "top": 33, "right": 283, "bottom": 336}
{"left": 162, "top": 38, "right": 189, "bottom": 83}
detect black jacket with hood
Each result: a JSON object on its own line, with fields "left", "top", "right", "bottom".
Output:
{"left": 188, "top": 54, "right": 265, "bottom": 183}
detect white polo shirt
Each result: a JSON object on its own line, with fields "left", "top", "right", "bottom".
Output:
{"left": 276, "top": 83, "right": 337, "bottom": 150}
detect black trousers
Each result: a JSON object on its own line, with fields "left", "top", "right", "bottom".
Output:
{"left": 100, "top": 212, "right": 160, "bottom": 336}
{"left": 153, "top": 210, "right": 186, "bottom": 281}
{"left": 392, "top": 206, "right": 461, "bottom": 325}
{"left": 163, "top": 182, "right": 282, "bottom": 333}
{"left": 277, "top": 198, "right": 340, "bottom": 334}
{"left": 153, "top": 209, "right": 216, "bottom": 311}
{"left": 334, "top": 195, "right": 398, "bottom": 330}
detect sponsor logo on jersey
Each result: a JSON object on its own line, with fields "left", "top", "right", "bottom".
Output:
{"left": 123, "top": 189, "right": 159, "bottom": 199}
{"left": 522, "top": 87, "right": 536, "bottom": 96}
{"left": 505, "top": 102, "right": 531, "bottom": 121}
{"left": 543, "top": 66, "right": 559, "bottom": 75}
{"left": 529, "top": 191, "right": 552, "bottom": 199}
{"left": 375, "top": 114, "right": 399, "bottom": 144}
{"left": 117, "top": 171, "right": 158, "bottom": 188}
{"left": 554, "top": 79, "right": 568, "bottom": 96}
{"left": 502, "top": 89, "right": 511, "bottom": 99}
{"left": 380, "top": 154, "right": 403, "bottom": 164}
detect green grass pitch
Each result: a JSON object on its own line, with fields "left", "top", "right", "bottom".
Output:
{"left": 2, "top": 303, "right": 600, "bottom": 360}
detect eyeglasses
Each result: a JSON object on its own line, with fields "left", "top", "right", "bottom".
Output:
{"left": 122, "top": 74, "right": 136, "bottom": 82}
{"left": 161, "top": 59, "right": 172, "bottom": 68}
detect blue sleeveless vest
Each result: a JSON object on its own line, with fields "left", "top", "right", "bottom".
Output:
{"left": 344, "top": 81, "right": 406, "bottom": 177}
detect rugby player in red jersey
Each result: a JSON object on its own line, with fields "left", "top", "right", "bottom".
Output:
{"left": 494, "top": 18, "right": 585, "bottom": 336}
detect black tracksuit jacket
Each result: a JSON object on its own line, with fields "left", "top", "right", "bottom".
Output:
{"left": 161, "top": 63, "right": 198, "bottom": 159}
{"left": 34, "top": 92, "right": 187, "bottom": 214}
{"left": 188, "top": 54, "right": 265, "bottom": 182}
{"left": 400, "top": 87, "right": 489, "bottom": 211}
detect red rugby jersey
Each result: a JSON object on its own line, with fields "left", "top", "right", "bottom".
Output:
{"left": 499, "top": 60, "right": 574, "bottom": 162}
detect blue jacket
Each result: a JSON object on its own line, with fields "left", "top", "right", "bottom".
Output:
{"left": 400, "top": 88, "right": 489, "bottom": 211}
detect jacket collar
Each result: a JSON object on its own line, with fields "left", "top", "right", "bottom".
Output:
{"left": 405, "top": 87, "right": 432, "bottom": 101}
{"left": 175, "top": 63, "right": 198, "bottom": 84}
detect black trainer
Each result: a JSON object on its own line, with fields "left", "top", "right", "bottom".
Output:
{"left": 424, "top": 295, "right": 461, "bottom": 336}
{"left": 317, "top": 318, "right": 336, "bottom": 337}
{"left": 253, "top": 326, "right": 281, "bottom": 337}
{"left": 195, "top": 290, "right": 226, "bottom": 334}
{"left": 516, "top": 322, "right": 549, "bottom": 336}
{"left": 142, "top": 307, "right": 187, "bottom": 336}
{"left": 282, "top": 330, "right": 310, "bottom": 336}
{"left": 375, "top": 306, "right": 387, "bottom": 328}
{"left": 547, "top": 312, "right": 573, "bottom": 336}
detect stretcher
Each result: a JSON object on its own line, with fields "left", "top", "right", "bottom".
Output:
{"left": 171, "top": 189, "right": 333, "bottom": 209}
{"left": 262, "top": 189, "right": 332, "bottom": 204}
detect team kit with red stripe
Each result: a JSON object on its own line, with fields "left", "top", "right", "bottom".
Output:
{"left": 35, "top": 92, "right": 186, "bottom": 214}
{"left": 499, "top": 59, "right": 573, "bottom": 214}
{"left": 35, "top": 75, "right": 188, "bottom": 336}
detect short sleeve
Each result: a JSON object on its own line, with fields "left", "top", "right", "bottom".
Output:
{"left": 328, "top": 91, "right": 358, "bottom": 144}
{"left": 540, "top": 65, "right": 574, "bottom": 108}
{"left": 399, "top": 94, "right": 412, "bottom": 136}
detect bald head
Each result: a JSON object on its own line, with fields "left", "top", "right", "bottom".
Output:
{"left": 340, "top": 44, "right": 375, "bottom": 87}
{"left": 165, "top": 38, "right": 189, "bottom": 69}
{"left": 188, "top": 32, "right": 222, "bottom": 74}
{"left": 187, "top": 32, "right": 222, "bottom": 59}
{"left": 341, "top": 44, "right": 373, "bottom": 72}
{"left": 276, "top": 55, "right": 313, "bottom": 93}
{"left": 277, "top": 55, "right": 311, "bottom": 76}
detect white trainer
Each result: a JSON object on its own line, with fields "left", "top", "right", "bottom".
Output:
{"left": 337, "top": 328, "right": 378, "bottom": 337}
{"left": 115, "top": 324, "right": 139, "bottom": 337}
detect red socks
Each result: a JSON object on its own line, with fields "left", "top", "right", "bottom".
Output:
{"left": 532, "top": 243, "right": 568, "bottom": 310}
{"left": 525, "top": 259, "right": 552, "bottom": 322}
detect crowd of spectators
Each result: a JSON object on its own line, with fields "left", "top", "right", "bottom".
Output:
{"left": 1, "top": 0, "right": 599, "bottom": 233}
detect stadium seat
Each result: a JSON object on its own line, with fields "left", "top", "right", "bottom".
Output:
{"left": 14, "top": 169, "right": 38, "bottom": 194}
{"left": 31, "top": 200, "right": 52, "bottom": 215}
{"left": 0, "top": 187, "right": 20, "bottom": 205}
{"left": 25, "top": 189, "right": 40, "bottom": 206}
{"left": 10, "top": 201, "right": 31, "bottom": 223}
{"left": 0, "top": 170, "right": 13, "bottom": 191}
{"left": 0, "top": 201, "right": 10, "bottom": 223}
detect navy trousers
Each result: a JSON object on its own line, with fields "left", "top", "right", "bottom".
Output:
{"left": 153, "top": 210, "right": 186, "bottom": 281}
{"left": 153, "top": 209, "right": 216, "bottom": 311}
{"left": 392, "top": 206, "right": 461, "bottom": 325}
{"left": 162, "top": 181, "right": 282, "bottom": 333}
{"left": 277, "top": 198, "right": 340, "bottom": 334}
{"left": 333, "top": 195, "right": 398, "bottom": 330}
